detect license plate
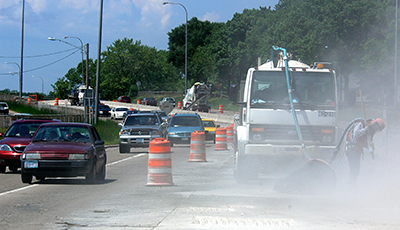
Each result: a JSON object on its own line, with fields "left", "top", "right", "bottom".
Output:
{"left": 24, "top": 161, "right": 38, "bottom": 169}
{"left": 136, "top": 138, "right": 144, "bottom": 143}
{"left": 182, "top": 137, "right": 188, "bottom": 141}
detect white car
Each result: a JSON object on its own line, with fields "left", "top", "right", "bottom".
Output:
{"left": 110, "top": 106, "right": 129, "bottom": 120}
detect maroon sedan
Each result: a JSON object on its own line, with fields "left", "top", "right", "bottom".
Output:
{"left": 20, "top": 123, "right": 106, "bottom": 184}
{"left": 0, "top": 118, "right": 60, "bottom": 173}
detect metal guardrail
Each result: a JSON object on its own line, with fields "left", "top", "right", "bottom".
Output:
{"left": 0, "top": 114, "right": 85, "bottom": 128}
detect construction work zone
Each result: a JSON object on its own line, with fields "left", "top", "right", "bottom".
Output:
{"left": 146, "top": 138, "right": 174, "bottom": 186}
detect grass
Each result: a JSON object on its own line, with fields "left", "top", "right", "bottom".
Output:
{"left": 93, "top": 119, "right": 121, "bottom": 145}
{"left": 6, "top": 100, "right": 57, "bottom": 115}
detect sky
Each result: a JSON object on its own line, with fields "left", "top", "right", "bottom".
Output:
{"left": 0, "top": 0, "right": 279, "bottom": 95}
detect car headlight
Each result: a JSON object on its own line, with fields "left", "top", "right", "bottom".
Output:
{"left": 69, "top": 154, "right": 87, "bottom": 160}
{"left": 23, "top": 153, "right": 41, "bottom": 160}
{"left": 0, "top": 144, "right": 13, "bottom": 151}
{"left": 120, "top": 129, "right": 130, "bottom": 135}
{"left": 168, "top": 132, "right": 176, "bottom": 135}
{"left": 99, "top": 111, "right": 104, "bottom": 114}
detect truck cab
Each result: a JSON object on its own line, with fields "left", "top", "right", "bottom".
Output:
{"left": 232, "top": 58, "right": 339, "bottom": 183}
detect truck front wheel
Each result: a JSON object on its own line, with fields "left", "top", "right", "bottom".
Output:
{"left": 234, "top": 151, "right": 258, "bottom": 183}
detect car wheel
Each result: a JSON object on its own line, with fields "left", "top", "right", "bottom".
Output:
{"left": 96, "top": 162, "right": 106, "bottom": 182}
{"left": 85, "top": 160, "right": 97, "bottom": 184}
{"left": 0, "top": 165, "right": 6, "bottom": 173}
{"left": 21, "top": 172, "right": 33, "bottom": 183}
{"left": 170, "top": 141, "right": 174, "bottom": 147}
{"left": 9, "top": 165, "right": 18, "bottom": 172}
{"left": 119, "top": 144, "right": 130, "bottom": 153}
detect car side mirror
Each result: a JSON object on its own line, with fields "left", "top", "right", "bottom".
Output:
{"left": 118, "top": 123, "right": 123, "bottom": 127}
{"left": 95, "top": 140, "right": 105, "bottom": 145}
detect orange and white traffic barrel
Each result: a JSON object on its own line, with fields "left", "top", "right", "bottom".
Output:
{"left": 27, "top": 97, "right": 31, "bottom": 105}
{"left": 147, "top": 138, "right": 174, "bottom": 186}
{"left": 178, "top": 101, "right": 182, "bottom": 109}
{"left": 215, "top": 127, "right": 228, "bottom": 150}
{"left": 137, "top": 99, "right": 140, "bottom": 104}
{"left": 54, "top": 98, "right": 59, "bottom": 106}
{"left": 226, "top": 125, "right": 234, "bottom": 143}
{"left": 189, "top": 130, "right": 206, "bottom": 162}
{"left": 218, "top": 104, "right": 223, "bottom": 114}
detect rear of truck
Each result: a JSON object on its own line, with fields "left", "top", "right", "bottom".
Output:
{"left": 234, "top": 61, "right": 339, "bottom": 182}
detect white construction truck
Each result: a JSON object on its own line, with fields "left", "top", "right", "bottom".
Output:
{"left": 231, "top": 48, "right": 339, "bottom": 183}
{"left": 68, "top": 85, "right": 92, "bottom": 106}
{"left": 182, "top": 82, "right": 211, "bottom": 112}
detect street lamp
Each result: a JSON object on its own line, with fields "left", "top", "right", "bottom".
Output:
{"left": 163, "top": 1, "right": 188, "bottom": 92}
{"left": 5, "top": 62, "right": 22, "bottom": 96}
{"left": 64, "top": 36, "right": 85, "bottom": 85}
{"left": 32, "top": 75, "right": 44, "bottom": 94}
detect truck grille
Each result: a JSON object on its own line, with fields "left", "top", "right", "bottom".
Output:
{"left": 250, "top": 125, "right": 335, "bottom": 144}
{"left": 130, "top": 130, "right": 150, "bottom": 135}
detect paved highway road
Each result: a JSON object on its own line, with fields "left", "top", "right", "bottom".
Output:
{"left": 1, "top": 141, "right": 400, "bottom": 229}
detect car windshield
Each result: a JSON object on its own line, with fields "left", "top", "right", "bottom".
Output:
{"left": 125, "top": 115, "right": 158, "bottom": 126}
{"left": 170, "top": 116, "right": 201, "bottom": 127}
{"left": 0, "top": 103, "right": 7, "bottom": 108}
{"left": 116, "top": 108, "right": 129, "bottom": 111}
{"left": 99, "top": 105, "right": 110, "bottom": 109}
{"left": 5, "top": 122, "right": 44, "bottom": 137}
{"left": 202, "top": 120, "right": 215, "bottom": 127}
{"left": 32, "top": 125, "right": 92, "bottom": 143}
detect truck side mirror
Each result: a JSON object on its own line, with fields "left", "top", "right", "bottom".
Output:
{"left": 229, "top": 84, "right": 239, "bottom": 102}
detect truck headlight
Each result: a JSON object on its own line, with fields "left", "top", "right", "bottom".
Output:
{"left": 0, "top": 144, "right": 13, "bottom": 151}
{"left": 120, "top": 129, "right": 130, "bottom": 135}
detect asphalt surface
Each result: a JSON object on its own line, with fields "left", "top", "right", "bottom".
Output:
{"left": 1, "top": 139, "right": 400, "bottom": 229}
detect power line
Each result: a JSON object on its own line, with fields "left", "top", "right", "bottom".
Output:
{"left": 0, "top": 47, "right": 79, "bottom": 59}
{"left": 0, "top": 49, "right": 80, "bottom": 75}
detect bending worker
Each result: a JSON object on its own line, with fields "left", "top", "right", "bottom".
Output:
{"left": 345, "top": 118, "right": 385, "bottom": 184}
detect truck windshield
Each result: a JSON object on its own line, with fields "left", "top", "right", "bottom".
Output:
{"left": 250, "top": 70, "right": 335, "bottom": 107}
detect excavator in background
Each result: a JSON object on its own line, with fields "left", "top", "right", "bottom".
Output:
{"left": 182, "top": 82, "right": 211, "bottom": 112}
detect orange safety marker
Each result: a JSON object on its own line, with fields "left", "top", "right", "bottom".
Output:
{"left": 189, "top": 130, "right": 206, "bottom": 162}
{"left": 178, "top": 101, "right": 182, "bottom": 109}
{"left": 147, "top": 138, "right": 174, "bottom": 186}
{"left": 54, "top": 98, "right": 59, "bottom": 106}
{"left": 27, "top": 97, "right": 31, "bottom": 105}
{"left": 215, "top": 127, "right": 228, "bottom": 150}
{"left": 226, "top": 125, "right": 234, "bottom": 143}
{"left": 218, "top": 104, "right": 223, "bottom": 114}
{"left": 137, "top": 99, "right": 140, "bottom": 104}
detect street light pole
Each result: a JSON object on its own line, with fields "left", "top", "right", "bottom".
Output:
{"left": 64, "top": 36, "right": 85, "bottom": 85}
{"left": 19, "top": 0, "right": 25, "bottom": 98}
{"left": 5, "top": 62, "right": 22, "bottom": 95}
{"left": 163, "top": 1, "right": 188, "bottom": 92}
{"left": 32, "top": 76, "right": 44, "bottom": 94}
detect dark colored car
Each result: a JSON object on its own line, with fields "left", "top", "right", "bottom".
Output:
{"left": 166, "top": 113, "right": 204, "bottom": 146}
{"left": 160, "top": 97, "right": 175, "bottom": 107}
{"left": 0, "top": 102, "right": 9, "bottom": 115}
{"left": 141, "top": 97, "right": 157, "bottom": 106}
{"left": 122, "top": 109, "right": 139, "bottom": 121}
{"left": 118, "top": 112, "right": 168, "bottom": 153}
{"left": 117, "top": 96, "right": 131, "bottom": 103}
{"left": 20, "top": 123, "right": 107, "bottom": 184}
{"left": 98, "top": 104, "right": 111, "bottom": 117}
{"left": 0, "top": 118, "right": 60, "bottom": 173}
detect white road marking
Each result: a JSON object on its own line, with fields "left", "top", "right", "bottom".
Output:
{"left": 0, "top": 154, "right": 146, "bottom": 197}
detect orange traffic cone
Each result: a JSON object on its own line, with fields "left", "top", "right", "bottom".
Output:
{"left": 218, "top": 104, "right": 223, "bottom": 114}
{"left": 189, "top": 130, "right": 206, "bottom": 162}
{"left": 178, "top": 101, "right": 182, "bottom": 109}
{"left": 54, "top": 98, "right": 59, "bottom": 106}
{"left": 27, "top": 97, "right": 31, "bottom": 105}
{"left": 215, "top": 127, "right": 228, "bottom": 150}
{"left": 147, "top": 138, "right": 174, "bottom": 186}
{"left": 226, "top": 125, "right": 234, "bottom": 143}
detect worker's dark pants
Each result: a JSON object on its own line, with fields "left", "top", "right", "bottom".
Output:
{"left": 346, "top": 146, "right": 363, "bottom": 185}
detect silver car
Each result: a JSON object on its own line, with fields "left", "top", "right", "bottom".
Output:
{"left": 118, "top": 112, "right": 168, "bottom": 153}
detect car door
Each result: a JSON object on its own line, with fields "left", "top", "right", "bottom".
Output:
{"left": 91, "top": 127, "right": 106, "bottom": 170}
